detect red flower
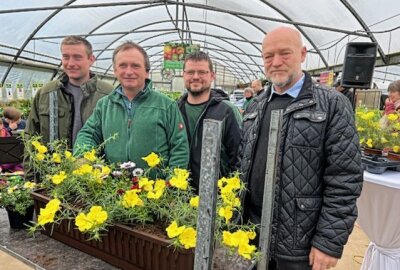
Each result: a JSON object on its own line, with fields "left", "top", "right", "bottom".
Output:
{"left": 117, "top": 189, "right": 125, "bottom": 195}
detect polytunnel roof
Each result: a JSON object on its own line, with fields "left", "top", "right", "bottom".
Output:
{"left": 1, "top": 0, "right": 400, "bottom": 84}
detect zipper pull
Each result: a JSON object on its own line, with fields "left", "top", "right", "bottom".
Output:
{"left": 128, "top": 119, "right": 132, "bottom": 128}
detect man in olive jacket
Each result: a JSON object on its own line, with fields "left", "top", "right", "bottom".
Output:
{"left": 74, "top": 41, "right": 189, "bottom": 171}
{"left": 25, "top": 36, "right": 113, "bottom": 146}
{"left": 239, "top": 27, "right": 363, "bottom": 270}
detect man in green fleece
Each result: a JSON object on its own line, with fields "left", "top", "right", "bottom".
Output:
{"left": 74, "top": 41, "right": 189, "bottom": 171}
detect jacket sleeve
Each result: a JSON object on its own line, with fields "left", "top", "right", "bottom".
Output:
{"left": 25, "top": 90, "right": 42, "bottom": 137}
{"left": 73, "top": 100, "right": 104, "bottom": 156}
{"left": 311, "top": 93, "right": 363, "bottom": 258}
{"left": 222, "top": 103, "right": 242, "bottom": 174}
{"left": 165, "top": 102, "right": 189, "bottom": 169}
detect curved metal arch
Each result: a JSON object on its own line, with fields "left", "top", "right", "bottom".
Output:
{"left": 0, "top": 0, "right": 77, "bottom": 84}
{"left": 339, "top": 0, "right": 386, "bottom": 63}
{"left": 84, "top": 8, "right": 263, "bottom": 71}
{"left": 149, "top": 48, "right": 253, "bottom": 81}
{"left": 257, "top": 0, "right": 329, "bottom": 68}
{"left": 103, "top": 31, "right": 259, "bottom": 79}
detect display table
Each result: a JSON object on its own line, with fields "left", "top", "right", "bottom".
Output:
{"left": 358, "top": 170, "right": 400, "bottom": 270}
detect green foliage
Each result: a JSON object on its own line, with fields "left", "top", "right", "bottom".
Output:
{"left": 160, "top": 91, "right": 183, "bottom": 101}
{"left": 0, "top": 99, "right": 32, "bottom": 119}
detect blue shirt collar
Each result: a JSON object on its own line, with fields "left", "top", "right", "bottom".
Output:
{"left": 268, "top": 73, "right": 305, "bottom": 102}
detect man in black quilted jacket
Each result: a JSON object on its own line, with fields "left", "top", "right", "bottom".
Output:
{"left": 239, "top": 26, "right": 363, "bottom": 270}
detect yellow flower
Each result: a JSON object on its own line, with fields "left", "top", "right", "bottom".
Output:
{"left": 142, "top": 152, "right": 161, "bottom": 167}
{"left": 178, "top": 227, "right": 197, "bottom": 249}
{"left": 84, "top": 149, "right": 97, "bottom": 162}
{"left": 51, "top": 171, "right": 67, "bottom": 185}
{"left": 147, "top": 180, "right": 166, "bottom": 199}
{"left": 52, "top": 153, "right": 62, "bottom": 163}
{"left": 218, "top": 206, "right": 233, "bottom": 223}
{"left": 46, "top": 199, "right": 61, "bottom": 213}
{"left": 393, "top": 146, "right": 400, "bottom": 153}
{"left": 222, "top": 231, "right": 235, "bottom": 247}
{"left": 388, "top": 113, "right": 399, "bottom": 121}
{"left": 86, "top": 206, "right": 108, "bottom": 226}
{"left": 190, "top": 196, "right": 199, "bottom": 208}
{"left": 392, "top": 133, "right": 399, "bottom": 138}
{"left": 238, "top": 243, "right": 256, "bottom": 260}
{"left": 366, "top": 138, "right": 373, "bottom": 148}
{"left": 381, "top": 137, "right": 388, "bottom": 144}
{"left": 23, "top": 182, "right": 36, "bottom": 189}
{"left": 169, "top": 169, "right": 190, "bottom": 190}
{"left": 38, "top": 208, "right": 57, "bottom": 226}
{"left": 139, "top": 177, "right": 155, "bottom": 192}
{"left": 32, "top": 141, "right": 48, "bottom": 154}
{"left": 73, "top": 164, "right": 93, "bottom": 175}
{"left": 357, "top": 127, "right": 365, "bottom": 132}
{"left": 75, "top": 212, "right": 93, "bottom": 232}
{"left": 36, "top": 153, "right": 45, "bottom": 161}
{"left": 101, "top": 166, "right": 111, "bottom": 176}
{"left": 122, "top": 190, "right": 143, "bottom": 208}
{"left": 7, "top": 186, "right": 16, "bottom": 194}
{"left": 64, "top": 150, "right": 75, "bottom": 161}
{"left": 166, "top": 221, "right": 186, "bottom": 238}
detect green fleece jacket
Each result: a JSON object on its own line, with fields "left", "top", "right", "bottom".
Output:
{"left": 74, "top": 79, "right": 189, "bottom": 171}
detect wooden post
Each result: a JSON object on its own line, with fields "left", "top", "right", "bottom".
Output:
{"left": 257, "top": 109, "right": 283, "bottom": 270}
{"left": 194, "top": 119, "right": 223, "bottom": 270}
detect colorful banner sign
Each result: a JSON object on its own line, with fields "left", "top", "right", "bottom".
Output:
{"left": 319, "top": 71, "right": 334, "bottom": 86}
{"left": 163, "top": 43, "right": 200, "bottom": 70}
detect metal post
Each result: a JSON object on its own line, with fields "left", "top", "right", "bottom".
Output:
{"left": 194, "top": 119, "right": 223, "bottom": 270}
{"left": 257, "top": 109, "right": 283, "bottom": 270}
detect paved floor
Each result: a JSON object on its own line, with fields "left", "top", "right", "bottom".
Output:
{"left": 0, "top": 207, "right": 369, "bottom": 270}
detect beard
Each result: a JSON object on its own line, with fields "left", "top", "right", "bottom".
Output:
{"left": 269, "top": 72, "right": 297, "bottom": 89}
{"left": 186, "top": 82, "right": 210, "bottom": 96}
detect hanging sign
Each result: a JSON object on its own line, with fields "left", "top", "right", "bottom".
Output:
{"left": 0, "top": 83, "right": 3, "bottom": 101}
{"left": 16, "top": 83, "right": 24, "bottom": 99}
{"left": 5, "top": 83, "right": 13, "bottom": 101}
{"left": 163, "top": 43, "right": 200, "bottom": 70}
{"left": 320, "top": 71, "right": 334, "bottom": 86}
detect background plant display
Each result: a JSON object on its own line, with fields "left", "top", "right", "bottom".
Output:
{"left": 0, "top": 99, "right": 32, "bottom": 119}
{"left": 0, "top": 175, "right": 37, "bottom": 215}
{"left": 356, "top": 107, "right": 400, "bottom": 152}
{"left": 26, "top": 137, "right": 258, "bottom": 260}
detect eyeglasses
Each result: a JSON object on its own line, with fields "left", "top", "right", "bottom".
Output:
{"left": 184, "top": 70, "right": 210, "bottom": 77}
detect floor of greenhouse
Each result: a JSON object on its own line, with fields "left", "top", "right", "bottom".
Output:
{"left": 0, "top": 208, "right": 369, "bottom": 270}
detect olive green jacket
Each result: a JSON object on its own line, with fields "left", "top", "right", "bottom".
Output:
{"left": 25, "top": 73, "right": 113, "bottom": 146}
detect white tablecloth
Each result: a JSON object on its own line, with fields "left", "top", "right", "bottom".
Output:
{"left": 358, "top": 170, "right": 400, "bottom": 270}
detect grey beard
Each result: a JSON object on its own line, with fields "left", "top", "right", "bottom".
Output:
{"left": 271, "top": 72, "right": 296, "bottom": 89}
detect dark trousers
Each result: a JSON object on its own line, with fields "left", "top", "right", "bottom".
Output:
{"left": 268, "top": 258, "right": 311, "bottom": 270}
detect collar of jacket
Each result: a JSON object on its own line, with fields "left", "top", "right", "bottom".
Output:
{"left": 178, "top": 88, "right": 228, "bottom": 107}
{"left": 58, "top": 72, "right": 98, "bottom": 98}
{"left": 109, "top": 78, "right": 153, "bottom": 104}
{"left": 252, "top": 72, "right": 317, "bottom": 115}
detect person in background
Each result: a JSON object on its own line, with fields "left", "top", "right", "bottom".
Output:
{"left": 74, "top": 41, "right": 189, "bottom": 172}
{"left": 0, "top": 118, "right": 23, "bottom": 173}
{"left": 25, "top": 35, "right": 113, "bottom": 147}
{"left": 239, "top": 26, "right": 363, "bottom": 270}
{"left": 178, "top": 51, "right": 242, "bottom": 192}
{"left": 251, "top": 79, "right": 265, "bottom": 96}
{"left": 1, "top": 107, "right": 26, "bottom": 134}
{"left": 333, "top": 78, "right": 354, "bottom": 106}
{"left": 241, "top": 87, "right": 254, "bottom": 113}
{"left": 384, "top": 80, "right": 400, "bottom": 114}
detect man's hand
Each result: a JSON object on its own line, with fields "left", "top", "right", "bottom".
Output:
{"left": 309, "top": 247, "right": 338, "bottom": 270}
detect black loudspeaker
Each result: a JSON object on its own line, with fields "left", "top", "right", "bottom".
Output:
{"left": 341, "top": 42, "right": 377, "bottom": 89}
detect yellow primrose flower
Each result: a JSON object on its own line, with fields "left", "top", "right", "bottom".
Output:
{"left": 7, "top": 186, "right": 16, "bottom": 194}
{"left": 178, "top": 227, "right": 197, "bottom": 249}
{"left": 32, "top": 141, "right": 48, "bottom": 154}
{"left": 169, "top": 175, "right": 188, "bottom": 190}
{"left": 357, "top": 127, "right": 365, "bottom": 132}
{"left": 393, "top": 146, "right": 400, "bottom": 153}
{"left": 122, "top": 189, "right": 143, "bottom": 208}
{"left": 190, "top": 196, "right": 199, "bottom": 208}
{"left": 36, "top": 153, "right": 45, "bottom": 161}
{"left": 52, "top": 153, "right": 62, "bottom": 163}
{"left": 64, "top": 150, "right": 75, "bottom": 161}
{"left": 366, "top": 138, "right": 373, "bottom": 148}
{"left": 218, "top": 206, "right": 233, "bottom": 223}
{"left": 142, "top": 152, "right": 161, "bottom": 167}
{"left": 147, "top": 180, "right": 166, "bottom": 199}
{"left": 75, "top": 212, "right": 93, "bottom": 232}
{"left": 101, "top": 166, "right": 111, "bottom": 176}
{"left": 84, "top": 149, "right": 97, "bottom": 162}
{"left": 392, "top": 133, "right": 399, "bottom": 138}
{"left": 37, "top": 208, "right": 57, "bottom": 226}
{"left": 222, "top": 231, "right": 235, "bottom": 247}
{"left": 46, "top": 199, "right": 61, "bottom": 213}
{"left": 23, "top": 182, "right": 36, "bottom": 189}
{"left": 86, "top": 206, "right": 108, "bottom": 226}
{"left": 388, "top": 113, "right": 399, "bottom": 121}
{"left": 173, "top": 168, "right": 190, "bottom": 180}
{"left": 51, "top": 171, "right": 67, "bottom": 185}
{"left": 238, "top": 243, "right": 257, "bottom": 260}
{"left": 139, "top": 177, "right": 155, "bottom": 192}
{"left": 73, "top": 164, "right": 93, "bottom": 175}
{"left": 166, "top": 221, "right": 186, "bottom": 238}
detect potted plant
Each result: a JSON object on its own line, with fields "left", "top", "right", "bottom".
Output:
{"left": 25, "top": 137, "right": 258, "bottom": 270}
{"left": 385, "top": 112, "right": 400, "bottom": 161}
{"left": 0, "top": 174, "right": 37, "bottom": 228}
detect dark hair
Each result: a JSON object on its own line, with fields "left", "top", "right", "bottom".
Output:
{"left": 112, "top": 41, "right": 150, "bottom": 72}
{"left": 61, "top": 35, "right": 93, "bottom": 56}
{"left": 388, "top": 80, "right": 400, "bottom": 93}
{"left": 3, "top": 107, "right": 22, "bottom": 121}
{"left": 183, "top": 51, "right": 213, "bottom": 72}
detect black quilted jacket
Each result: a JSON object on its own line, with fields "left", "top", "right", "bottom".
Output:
{"left": 239, "top": 72, "right": 363, "bottom": 260}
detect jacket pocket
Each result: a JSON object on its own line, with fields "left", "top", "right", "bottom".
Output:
{"left": 294, "top": 197, "right": 322, "bottom": 249}
{"left": 291, "top": 111, "right": 326, "bottom": 148}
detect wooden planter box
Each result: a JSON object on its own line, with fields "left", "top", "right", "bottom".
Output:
{"left": 31, "top": 190, "right": 194, "bottom": 270}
